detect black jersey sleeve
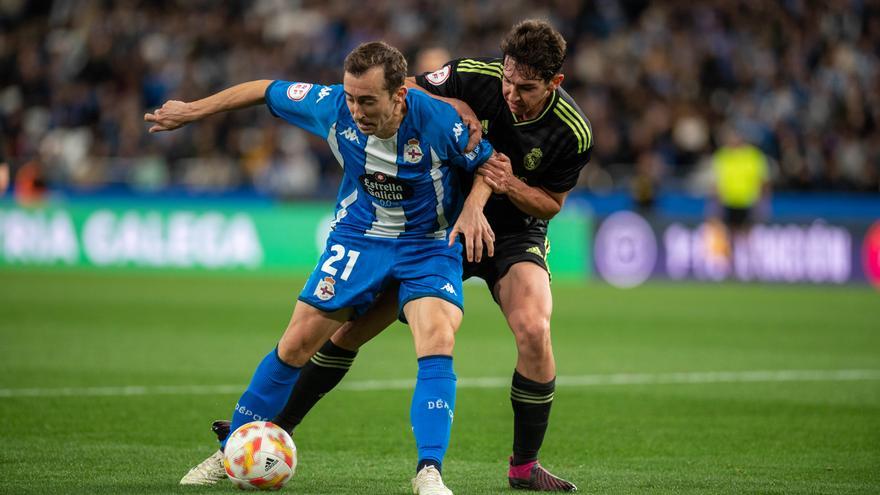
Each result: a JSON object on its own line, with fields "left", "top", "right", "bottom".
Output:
{"left": 541, "top": 95, "right": 594, "bottom": 193}
{"left": 414, "top": 57, "right": 502, "bottom": 117}
{"left": 540, "top": 149, "right": 591, "bottom": 193}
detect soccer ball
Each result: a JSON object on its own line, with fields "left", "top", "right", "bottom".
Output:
{"left": 223, "top": 421, "right": 297, "bottom": 490}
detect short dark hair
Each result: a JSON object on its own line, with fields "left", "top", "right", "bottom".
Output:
{"left": 500, "top": 20, "right": 566, "bottom": 81}
{"left": 343, "top": 41, "right": 407, "bottom": 94}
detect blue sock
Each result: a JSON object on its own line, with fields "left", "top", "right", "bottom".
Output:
{"left": 222, "top": 347, "right": 301, "bottom": 449}
{"left": 410, "top": 355, "right": 456, "bottom": 473}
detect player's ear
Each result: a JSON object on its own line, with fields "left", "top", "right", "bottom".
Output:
{"left": 394, "top": 85, "right": 407, "bottom": 104}
{"left": 548, "top": 73, "right": 564, "bottom": 91}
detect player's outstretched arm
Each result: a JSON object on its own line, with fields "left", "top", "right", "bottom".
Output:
{"left": 405, "top": 77, "right": 481, "bottom": 153}
{"left": 449, "top": 174, "right": 495, "bottom": 262}
{"left": 144, "top": 80, "right": 273, "bottom": 133}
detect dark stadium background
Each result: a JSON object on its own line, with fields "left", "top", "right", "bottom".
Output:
{"left": 1, "top": 0, "right": 878, "bottom": 286}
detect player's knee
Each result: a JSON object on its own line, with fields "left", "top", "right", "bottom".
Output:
{"left": 415, "top": 328, "right": 456, "bottom": 356}
{"left": 276, "top": 336, "right": 314, "bottom": 367}
{"left": 428, "top": 331, "right": 456, "bottom": 353}
{"left": 509, "top": 313, "right": 551, "bottom": 353}
{"left": 332, "top": 323, "right": 367, "bottom": 350}
{"left": 332, "top": 331, "right": 364, "bottom": 351}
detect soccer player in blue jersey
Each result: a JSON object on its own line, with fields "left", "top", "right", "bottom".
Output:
{"left": 250, "top": 21, "right": 589, "bottom": 492}
{"left": 146, "top": 41, "right": 497, "bottom": 495}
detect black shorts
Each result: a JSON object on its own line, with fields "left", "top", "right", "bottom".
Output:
{"left": 462, "top": 226, "right": 550, "bottom": 296}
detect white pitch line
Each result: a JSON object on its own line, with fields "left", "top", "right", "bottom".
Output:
{"left": 1, "top": 369, "right": 878, "bottom": 398}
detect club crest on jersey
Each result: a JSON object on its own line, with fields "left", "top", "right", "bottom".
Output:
{"left": 314, "top": 276, "right": 336, "bottom": 301}
{"left": 524, "top": 147, "right": 543, "bottom": 170}
{"left": 404, "top": 138, "right": 423, "bottom": 163}
{"left": 287, "top": 82, "right": 313, "bottom": 101}
{"left": 425, "top": 65, "right": 451, "bottom": 86}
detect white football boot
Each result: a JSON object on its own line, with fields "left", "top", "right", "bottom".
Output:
{"left": 412, "top": 465, "right": 453, "bottom": 495}
{"left": 179, "top": 449, "right": 226, "bottom": 485}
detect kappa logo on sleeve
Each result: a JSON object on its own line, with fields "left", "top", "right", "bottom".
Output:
{"left": 316, "top": 86, "right": 332, "bottom": 103}
{"left": 341, "top": 127, "right": 360, "bottom": 144}
{"left": 287, "top": 83, "right": 313, "bottom": 101}
{"left": 425, "top": 65, "right": 451, "bottom": 85}
{"left": 453, "top": 122, "right": 464, "bottom": 140}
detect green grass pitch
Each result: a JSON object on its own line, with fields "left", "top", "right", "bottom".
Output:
{"left": 1, "top": 269, "right": 878, "bottom": 494}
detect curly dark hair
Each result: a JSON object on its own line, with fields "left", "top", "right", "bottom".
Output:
{"left": 343, "top": 41, "right": 408, "bottom": 95}
{"left": 500, "top": 19, "right": 566, "bottom": 81}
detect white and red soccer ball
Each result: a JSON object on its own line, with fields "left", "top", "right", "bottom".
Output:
{"left": 223, "top": 421, "right": 297, "bottom": 490}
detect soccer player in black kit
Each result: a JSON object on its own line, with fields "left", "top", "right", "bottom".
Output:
{"left": 186, "top": 20, "right": 591, "bottom": 492}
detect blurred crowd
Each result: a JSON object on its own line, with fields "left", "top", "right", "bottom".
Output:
{"left": 0, "top": 0, "right": 878, "bottom": 199}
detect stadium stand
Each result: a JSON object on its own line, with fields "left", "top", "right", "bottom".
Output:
{"left": 0, "top": 0, "right": 877, "bottom": 197}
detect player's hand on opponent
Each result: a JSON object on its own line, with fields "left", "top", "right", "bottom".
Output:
{"left": 478, "top": 152, "right": 515, "bottom": 194}
{"left": 144, "top": 100, "right": 198, "bottom": 133}
{"left": 448, "top": 99, "right": 482, "bottom": 153}
{"left": 449, "top": 203, "right": 495, "bottom": 263}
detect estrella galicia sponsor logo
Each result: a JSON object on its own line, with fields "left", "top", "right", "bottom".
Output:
{"left": 359, "top": 173, "right": 414, "bottom": 202}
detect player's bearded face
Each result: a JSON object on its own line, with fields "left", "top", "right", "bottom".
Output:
{"left": 501, "top": 57, "right": 562, "bottom": 120}
{"left": 343, "top": 67, "right": 405, "bottom": 137}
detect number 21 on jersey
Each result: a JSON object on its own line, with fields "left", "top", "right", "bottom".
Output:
{"left": 321, "top": 244, "right": 360, "bottom": 281}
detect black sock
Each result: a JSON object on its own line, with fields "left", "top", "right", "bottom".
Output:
{"left": 417, "top": 458, "right": 442, "bottom": 474}
{"left": 510, "top": 370, "right": 555, "bottom": 466}
{"left": 272, "top": 340, "right": 357, "bottom": 433}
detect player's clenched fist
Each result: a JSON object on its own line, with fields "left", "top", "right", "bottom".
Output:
{"left": 144, "top": 100, "right": 198, "bottom": 133}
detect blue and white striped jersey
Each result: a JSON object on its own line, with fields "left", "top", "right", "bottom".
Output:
{"left": 265, "top": 81, "right": 493, "bottom": 239}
